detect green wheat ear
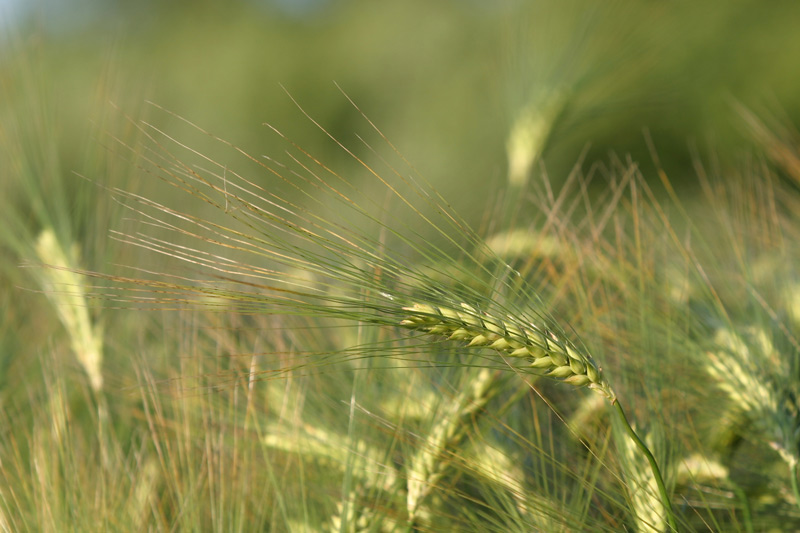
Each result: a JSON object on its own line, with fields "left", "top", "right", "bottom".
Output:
{"left": 400, "top": 302, "right": 615, "bottom": 401}
{"left": 706, "top": 326, "right": 800, "bottom": 510}
{"left": 34, "top": 228, "right": 104, "bottom": 393}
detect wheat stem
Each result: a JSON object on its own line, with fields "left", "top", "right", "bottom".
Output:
{"left": 730, "top": 484, "right": 754, "bottom": 533}
{"left": 613, "top": 401, "right": 677, "bottom": 532}
{"left": 790, "top": 462, "right": 800, "bottom": 513}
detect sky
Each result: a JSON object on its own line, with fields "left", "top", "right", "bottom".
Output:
{"left": 0, "top": 0, "right": 329, "bottom": 31}
{"left": 0, "top": 0, "right": 26, "bottom": 28}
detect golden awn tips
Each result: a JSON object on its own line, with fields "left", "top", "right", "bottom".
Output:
{"left": 400, "top": 302, "right": 616, "bottom": 402}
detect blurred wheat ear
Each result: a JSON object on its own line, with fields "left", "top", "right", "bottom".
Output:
{"left": 33, "top": 228, "right": 104, "bottom": 393}
{"left": 706, "top": 326, "right": 800, "bottom": 510}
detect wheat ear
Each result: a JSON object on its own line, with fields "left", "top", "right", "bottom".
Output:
{"left": 405, "top": 368, "right": 497, "bottom": 527}
{"left": 400, "top": 302, "right": 616, "bottom": 401}
{"left": 34, "top": 228, "right": 104, "bottom": 393}
{"left": 706, "top": 327, "right": 800, "bottom": 509}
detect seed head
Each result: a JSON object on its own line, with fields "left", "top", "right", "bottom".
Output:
{"left": 400, "top": 302, "right": 615, "bottom": 401}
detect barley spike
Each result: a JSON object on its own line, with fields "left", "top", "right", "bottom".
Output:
{"left": 400, "top": 302, "right": 616, "bottom": 402}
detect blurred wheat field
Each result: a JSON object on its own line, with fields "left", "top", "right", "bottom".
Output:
{"left": 4, "top": 2, "right": 800, "bottom": 532}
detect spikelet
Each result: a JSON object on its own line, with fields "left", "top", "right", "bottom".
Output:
{"left": 400, "top": 302, "right": 615, "bottom": 402}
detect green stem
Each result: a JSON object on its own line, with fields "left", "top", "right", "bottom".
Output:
{"left": 790, "top": 462, "right": 800, "bottom": 513}
{"left": 613, "top": 400, "right": 678, "bottom": 532}
{"left": 730, "top": 483, "right": 753, "bottom": 533}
